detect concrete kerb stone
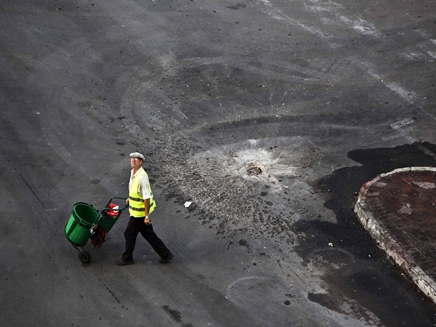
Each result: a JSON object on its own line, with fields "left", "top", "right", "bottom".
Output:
{"left": 354, "top": 167, "right": 436, "bottom": 304}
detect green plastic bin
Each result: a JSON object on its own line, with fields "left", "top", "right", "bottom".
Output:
{"left": 64, "top": 202, "right": 100, "bottom": 247}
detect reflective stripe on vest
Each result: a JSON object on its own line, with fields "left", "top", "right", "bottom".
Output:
{"left": 129, "top": 168, "right": 156, "bottom": 217}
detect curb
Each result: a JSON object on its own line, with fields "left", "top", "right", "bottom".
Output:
{"left": 354, "top": 167, "right": 436, "bottom": 303}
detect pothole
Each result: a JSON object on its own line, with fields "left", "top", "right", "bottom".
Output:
{"left": 247, "top": 166, "right": 262, "bottom": 176}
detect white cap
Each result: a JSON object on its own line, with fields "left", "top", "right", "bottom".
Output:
{"left": 129, "top": 152, "right": 145, "bottom": 161}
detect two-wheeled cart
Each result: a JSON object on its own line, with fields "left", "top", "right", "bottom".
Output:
{"left": 64, "top": 197, "right": 127, "bottom": 263}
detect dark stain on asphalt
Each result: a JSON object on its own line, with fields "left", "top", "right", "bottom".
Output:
{"left": 162, "top": 305, "right": 194, "bottom": 327}
{"left": 163, "top": 305, "right": 182, "bottom": 323}
{"left": 227, "top": 3, "right": 246, "bottom": 10}
{"left": 294, "top": 142, "right": 436, "bottom": 326}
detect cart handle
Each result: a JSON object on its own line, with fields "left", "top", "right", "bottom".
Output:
{"left": 101, "top": 196, "right": 128, "bottom": 213}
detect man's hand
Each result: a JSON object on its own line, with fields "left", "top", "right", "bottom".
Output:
{"left": 144, "top": 216, "right": 151, "bottom": 225}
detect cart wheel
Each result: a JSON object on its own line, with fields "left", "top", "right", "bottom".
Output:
{"left": 79, "top": 251, "right": 91, "bottom": 263}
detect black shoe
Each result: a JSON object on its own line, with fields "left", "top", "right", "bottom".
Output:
{"left": 114, "top": 258, "right": 135, "bottom": 266}
{"left": 159, "top": 253, "right": 173, "bottom": 264}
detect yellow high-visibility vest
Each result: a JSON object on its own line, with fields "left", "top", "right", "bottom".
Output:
{"left": 129, "top": 168, "right": 156, "bottom": 217}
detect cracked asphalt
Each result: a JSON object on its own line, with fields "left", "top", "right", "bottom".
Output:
{"left": 1, "top": 0, "right": 436, "bottom": 326}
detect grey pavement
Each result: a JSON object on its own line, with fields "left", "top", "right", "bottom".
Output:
{"left": 1, "top": 1, "right": 436, "bottom": 327}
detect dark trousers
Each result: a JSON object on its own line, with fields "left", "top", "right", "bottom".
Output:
{"left": 122, "top": 216, "right": 171, "bottom": 261}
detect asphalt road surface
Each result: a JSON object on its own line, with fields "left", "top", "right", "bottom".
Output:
{"left": 1, "top": 0, "right": 436, "bottom": 326}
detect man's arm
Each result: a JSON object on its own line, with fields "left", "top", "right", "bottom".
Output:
{"left": 144, "top": 198, "right": 151, "bottom": 225}
{"left": 139, "top": 175, "right": 152, "bottom": 225}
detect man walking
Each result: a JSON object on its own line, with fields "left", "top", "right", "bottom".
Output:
{"left": 115, "top": 152, "right": 173, "bottom": 265}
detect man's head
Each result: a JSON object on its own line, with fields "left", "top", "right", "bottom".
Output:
{"left": 129, "top": 152, "right": 145, "bottom": 170}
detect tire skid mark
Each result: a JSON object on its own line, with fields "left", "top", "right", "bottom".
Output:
{"left": 396, "top": 29, "right": 436, "bottom": 66}
{"left": 40, "top": 89, "right": 112, "bottom": 182}
{"left": 388, "top": 118, "right": 436, "bottom": 153}
{"left": 259, "top": 0, "right": 335, "bottom": 43}
{"left": 355, "top": 59, "right": 424, "bottom": 121}
{"left": 1, "top": 133, "right": 54, "bottom": 233}
{"left": 40, "top": 90, "right": 75, "bottom": 167}
{"left": 415, "top": 37, "right": 436, "bottom": 60}
{"left": 140, "top": 82, "right": 189, "bottom": 124}
{"left": 120, "top": 82, "right": 155, "bottom": 139}
{"left": 9, "top": 168, "right": 64, "bottom": 325}
{"left": 119, "top": 77, "right": 196, "bottom": 152}
{"left": 0, "top": 130, "right": 77, "bottom": 317}
{"left": 180, "top": 56, "right": 339, "bottom": 84}
{"left": 351, "top": 58, "right": 436, "bottom": 121}
{"left": 130, "top": 81, "right": 188, "bottom": 130}
{"left": 23, "top": 33, "right": 119, "bottom": 184}
{"left": 18, "top": 173, "right": 46, "bottom": 210}
{"left": 32, "top": 35, "right": 150, "bottom": 186}
{"left": 258, "top": 0, "right": 433, "bottom": 122}
{"left": 304, "top": 0, "right": 383, "bottom": 39}
{"left": 337, "top": 15, "right": 382, "bottom": 38}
